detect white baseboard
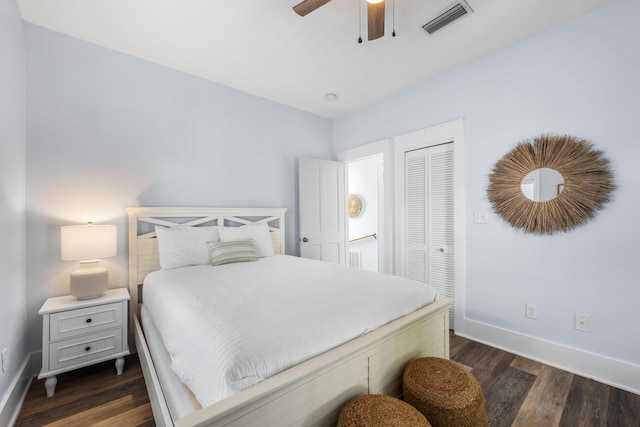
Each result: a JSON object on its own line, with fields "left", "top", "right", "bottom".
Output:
{"left": 458, "top": 319, "right": 640, "bottom": 395}
{"left": 0, "top": 351, "right": 40, "bottom": 427}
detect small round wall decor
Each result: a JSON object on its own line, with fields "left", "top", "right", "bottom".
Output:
{"left": 348, "top": 194, "right": 364, "bottom": 218}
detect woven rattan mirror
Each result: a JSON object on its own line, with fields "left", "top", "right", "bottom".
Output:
{"left": 487, "top": 134, "right": 615, "bottom": 235}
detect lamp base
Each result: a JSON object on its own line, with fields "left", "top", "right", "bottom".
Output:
{"left": 70, "top": 260, "right": 109, "bottom": 300}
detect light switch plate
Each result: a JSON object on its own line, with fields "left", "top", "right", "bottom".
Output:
{"left": 474, "top": 212, "right": 488, "bottom": 224}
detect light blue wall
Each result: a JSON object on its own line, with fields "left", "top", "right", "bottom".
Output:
{"left": 0, "top": 0, "right": 27, "bottom": 406}
{"left": 24, "top": 24, "right": 333, "bottom": 351}
{"left": 334, "top": 0, "right": 640, "bottom": 368}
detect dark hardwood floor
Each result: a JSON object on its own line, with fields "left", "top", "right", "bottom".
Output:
{"left": 15, "top": 354, "right": 153, "bottom": 427}
{"left": 450, "top": 332, "right": 640, "bottom": 427}
{"left": 14, "top": 334, "right": 640, "bottom": 426}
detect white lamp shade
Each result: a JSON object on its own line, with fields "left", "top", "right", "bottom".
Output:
{"left": 61, "top": 224, "right": 117, "bottom": 261}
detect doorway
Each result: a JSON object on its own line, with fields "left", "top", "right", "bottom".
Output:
{"left": 337, "top": 139, "right": 393, "bottom": 275}
{"left": 346, "top": 155, "right": 383, "bottom": 272}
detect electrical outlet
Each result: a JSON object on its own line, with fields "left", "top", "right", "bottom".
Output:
{"left": 526, "top": 304, "right": 537, "bottom": 319}
{"left": 1, "top": 348, "right": 7, "bottom": 374}
{"left": 575, "top": 313, "right": 591, "bottom": 332}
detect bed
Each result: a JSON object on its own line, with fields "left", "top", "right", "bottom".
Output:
{"left": 127, "top": 207, "right": 452, "bottom": 427}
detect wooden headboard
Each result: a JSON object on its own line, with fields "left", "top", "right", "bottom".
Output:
{"left": 126, "top": 207, "right": 287, "bottom": 317}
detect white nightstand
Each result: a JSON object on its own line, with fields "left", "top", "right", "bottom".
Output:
{"left": 38, "top": 288, "right": 130, "bottom": 397}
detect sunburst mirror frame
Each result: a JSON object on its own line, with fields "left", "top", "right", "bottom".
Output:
{"left": 487, "top": 134, "right": 615, "bottom": 235}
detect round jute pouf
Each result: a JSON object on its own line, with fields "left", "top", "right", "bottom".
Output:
{"left": 337, "top": 394, "right": 432, "bottom": 427}
{"left": 403, "top": 357, "right": 486, "bottom": 427}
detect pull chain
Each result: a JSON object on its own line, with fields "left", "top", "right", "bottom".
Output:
{"left": 358, "top": 0, "right": 363, "bottom": 43}
{"left": 392, "top": 0, "right": 396, "bottom": 37}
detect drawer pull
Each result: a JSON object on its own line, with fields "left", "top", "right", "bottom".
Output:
{"left": 85, "top": 346, "right": 91, "bottom": 352}
{"left": 86, "top": 318, "right": 92, "bottom": 323}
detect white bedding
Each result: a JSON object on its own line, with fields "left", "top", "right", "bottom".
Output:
{"left": 142, "top": 255, "right": 438, "bottom": 408}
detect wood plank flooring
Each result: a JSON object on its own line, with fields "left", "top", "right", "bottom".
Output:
{"left": 450, "top": 332, "right": 640, "bottom": 427}
{"left": 14, "top": 334, "right": 640, "bottom": 426}
{"left": 15, "top": 354, "right": 153, "bottom": 427}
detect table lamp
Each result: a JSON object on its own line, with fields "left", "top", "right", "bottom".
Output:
{"left": 61, "top": 223, "right": 117, "bottom": 299}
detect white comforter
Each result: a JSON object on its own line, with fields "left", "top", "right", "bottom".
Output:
{"left": 142, "top": 255, "right": 438, "bottom": 407}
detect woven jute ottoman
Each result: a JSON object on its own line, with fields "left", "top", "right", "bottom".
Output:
{"left": 337, "top": 394, "right": 432, "bottom": 427}
{"left": 403, "top": 357, "right": 486, "bottom": 427}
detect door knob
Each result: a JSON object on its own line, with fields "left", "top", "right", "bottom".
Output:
{"left": 302, "top": 237, "right": 309, "bottom": 243}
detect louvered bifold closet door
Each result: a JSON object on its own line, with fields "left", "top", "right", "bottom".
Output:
{"left": 405, "top": 143, "right": 454, "bottom": 322}
{"left": 428, "top": 144, "right": 454, "bottom": 322}
{"left": 405, "top": 151, "right": 428, "bottom": 283}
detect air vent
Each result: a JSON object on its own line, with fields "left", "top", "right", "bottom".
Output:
{"left": 422, "top": 0, "right": 473, "bottom": 35}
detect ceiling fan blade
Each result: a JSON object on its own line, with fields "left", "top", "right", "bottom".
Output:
{"left": 293, "top": 0, "right": 332, "bottom": 17}
{"left": 368, "top": 1, "right": 385, "bottom": 41}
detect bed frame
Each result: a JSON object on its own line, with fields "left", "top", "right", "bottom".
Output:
{"left": 126, "top": 207, "right": 452, "bottom": 427}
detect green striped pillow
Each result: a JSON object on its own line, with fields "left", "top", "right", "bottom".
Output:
{"left": 208, "top": 240, "right": 257, "bottom": 266}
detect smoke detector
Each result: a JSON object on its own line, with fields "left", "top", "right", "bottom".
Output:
{"left": 422, "top": 0, "right": 473, "bottom": 35}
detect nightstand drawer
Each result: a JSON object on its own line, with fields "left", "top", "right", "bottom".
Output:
{"left": 50, "top": 302, "right": 123, "bottom": 340}
{"left": 49, "top": 329, "right": 123, "bottom": 371}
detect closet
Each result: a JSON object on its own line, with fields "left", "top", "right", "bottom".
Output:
{"left": 405, "top": 143, "right": 454, "bottom": 311}
{"left": 395, "top": 129, "right": 456, "bottom": 326}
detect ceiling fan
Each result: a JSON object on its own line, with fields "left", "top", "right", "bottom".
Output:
{"left": 293, "top": 0, "right": 387, "bottom": 41}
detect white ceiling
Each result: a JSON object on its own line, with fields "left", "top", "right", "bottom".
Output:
{"left": 17, "top": 0, "right": 612, "bottom": 119}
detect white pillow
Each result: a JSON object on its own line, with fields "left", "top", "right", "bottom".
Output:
{"left": 155, "top": 226, "right": 220, "bottom": 269}
{"left": 219, "top": 223, "right": 274, "bottom": 257}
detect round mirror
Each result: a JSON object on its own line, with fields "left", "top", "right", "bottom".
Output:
{"left": 521, "top": 168, "right": 564, "bottom": 202}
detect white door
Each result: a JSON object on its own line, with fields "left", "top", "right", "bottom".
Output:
{"left": 298, "top": 159, "right": 346, "bottom": 264}
{"left": 404, "top": 143, "right": 455, "bottom": 321}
